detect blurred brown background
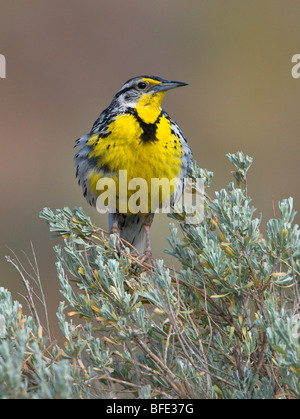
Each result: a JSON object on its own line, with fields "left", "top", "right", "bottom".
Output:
{"left": 1, "top": 0, "right": 299, "bottom": 336}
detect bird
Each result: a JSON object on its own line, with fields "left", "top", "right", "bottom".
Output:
{"left": 74, "top": 75, "right": 192, "bottom": 260}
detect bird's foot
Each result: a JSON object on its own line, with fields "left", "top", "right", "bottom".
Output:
{"left": 132, "top": 248, "right": 155, "bottom": 268}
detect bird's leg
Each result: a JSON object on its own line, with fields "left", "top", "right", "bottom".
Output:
{"left": 110, "top": 212, "right": 121, "bottom": 253}
{"left": 144, "top": 224, "right": 152, "bottom": 259}
{"left": 137, "top": 213, "right": 154, "bottom": 264}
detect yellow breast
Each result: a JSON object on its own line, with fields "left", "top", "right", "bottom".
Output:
{"left": 87, "top": 112, "right": 183, "bottom": 214}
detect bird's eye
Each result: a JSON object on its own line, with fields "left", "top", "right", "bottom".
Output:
{"left": 137, "top": 81, "right": 147, "bottom": 90}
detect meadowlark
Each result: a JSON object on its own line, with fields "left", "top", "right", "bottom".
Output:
{"left": 74, "top": 75, "right": 192, "bottom": 259}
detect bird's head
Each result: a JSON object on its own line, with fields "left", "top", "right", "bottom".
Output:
{"left": 114, "top": 76, "right": 187, "bottom": 123}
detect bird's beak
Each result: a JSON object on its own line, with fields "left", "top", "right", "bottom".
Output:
{"left": 154, "top": 79, "right": 188, "bottom": 93}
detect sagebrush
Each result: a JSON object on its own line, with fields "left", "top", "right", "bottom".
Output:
{"left": 1, "top": 152, "right": 299, "bottom": 399}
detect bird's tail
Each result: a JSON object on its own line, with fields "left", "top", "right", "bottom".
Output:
{"left": 109, "top": 213, "right": 146, "bottom": 253}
